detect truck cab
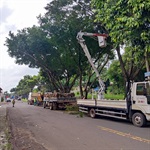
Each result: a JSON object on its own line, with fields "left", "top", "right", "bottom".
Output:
{"left": 130, "top": 81, "right": 150, "bottom": 126}
{"left": 132, "top": 81, "right": 150, "bottom": 104}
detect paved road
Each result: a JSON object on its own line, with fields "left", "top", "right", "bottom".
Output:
{"left": 7, "top": 101, "right": 150, "bottom": 150}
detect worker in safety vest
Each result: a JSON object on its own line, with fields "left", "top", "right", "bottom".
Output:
{"left": 34, "top": 98, "right": 37, "bottom": 106}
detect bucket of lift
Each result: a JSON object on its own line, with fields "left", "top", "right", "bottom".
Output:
{"left": 98, "top": 36, "right": 107, "bottom": 47}
{"left": 144, "top": 72, "right": 150, "bottom": 81}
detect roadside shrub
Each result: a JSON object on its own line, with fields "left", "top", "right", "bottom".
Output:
{"left": 1, "top": 97, "right": 4, "bottom": 102}
{"left": 66, "top": 105, "right": 79, "bottom": 112}
{"left": 66, "top": 105, "right": 85, "bottom": 117}
{"left": 79, "top": 112, "right": 83, "bottom": 118}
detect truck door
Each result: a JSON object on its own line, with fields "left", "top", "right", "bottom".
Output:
{"left": 146, "top": 83, "right": 150, "bottom": 104}
{"left": 134, "top": 83, "right": 147, "bottom": 105}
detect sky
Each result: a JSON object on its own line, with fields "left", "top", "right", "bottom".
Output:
{"left": 0, "top": 0, "right": 50, "bottom": 92}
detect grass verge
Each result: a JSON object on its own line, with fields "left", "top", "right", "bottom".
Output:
{"left": 104, "top": 93, "right": 124, "bottom": 100}
{"left": 21, "top": 98, "right": 28, "bottom": 102}
{"left": 65, "top": 105, "right": 84, "bottom": 117}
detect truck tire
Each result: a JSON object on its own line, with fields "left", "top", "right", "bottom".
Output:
{"left": 49, "top": 103, "right": 53, "bottom": 110}
{"left": 89, "top": 108, "right": 96, "bottom": 118}
{"left": 132, "top": 112, "right": 146, "bottom": 127}
{"left": 53, "top": 103, "right": 57, "bottom": 110}
{"left": 43, "top": 102, "right": 46, "bottom": 108}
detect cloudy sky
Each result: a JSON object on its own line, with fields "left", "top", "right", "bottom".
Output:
{"left": 0, "top": 0, "right": 50, "bottom": 92}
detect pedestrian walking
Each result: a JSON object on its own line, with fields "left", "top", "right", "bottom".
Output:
{"left": 12, "top": 99, "right": 15, "bottom": 107}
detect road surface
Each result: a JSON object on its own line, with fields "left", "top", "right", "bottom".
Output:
{"left": 7, "top": 101, "right": 150, "bottom": 150}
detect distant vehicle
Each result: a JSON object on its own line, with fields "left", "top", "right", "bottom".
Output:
{"left": 18, "top": 97, "right": 21, "bottom": 101}
{"left": 28, "top": 92, "right": 43, "bottom": 105}
{"left": 6, "top": 98, "right": 11, "bottom": 102}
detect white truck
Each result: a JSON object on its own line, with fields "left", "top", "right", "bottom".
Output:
{"left": 76, "top": 31, "right": 150, "bottom": 127}
{"left": 77, "top": 81, "right": 150, "bottom": 127}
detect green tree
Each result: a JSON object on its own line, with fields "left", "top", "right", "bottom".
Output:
{"left": 92, "top": 0, "right": 150, "bottom": 95}
{"left": 107, "top": 60, "right": 125, "bottom": 94}
{"left": 107, "top": 49, "right": 147, "bottom": 96}
{"left": 38, "top": 0, "right": 98, "bottom": 94}
{"left": 5, "top": 0, "right": 114, "bottom": 97}
{"left": 14, "top": 75, "right": 38, "bottom": 96}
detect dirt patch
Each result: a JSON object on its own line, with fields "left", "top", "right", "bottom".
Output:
{"left": 0, "top": 107, "right": 10, "bottom": 150}
{"left": 7, "top": 108, "right": 47, "bottom": 150}
{"left": 9, "top": 126, "right": 46, "bottom": 150}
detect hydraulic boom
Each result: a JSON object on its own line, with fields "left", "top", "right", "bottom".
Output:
{"left": 77, "top": 31, "right": 108, "bottom": 100}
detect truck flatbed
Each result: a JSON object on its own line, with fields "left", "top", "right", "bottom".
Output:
{"left": 77, "top": 99, "right": 127, "bottom": 109}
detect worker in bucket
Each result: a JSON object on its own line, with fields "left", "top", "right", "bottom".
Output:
{"left": 12, "top": 99, "right": 15, "bottom": 107}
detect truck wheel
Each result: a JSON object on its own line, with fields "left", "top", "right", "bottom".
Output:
{"left": 53, "top": 103, "right": 57, "bottom": 110}
{"left": 89, "top": 108, "right": 96, "bottom": 118}
{"left": 49, "top": 103, "right": 53, "bottom": 110}
{"left": 43, "top": 102, "right": 46, "bottom": 108}
{"left": 132, "top": 112, "right": 146, "bottom": 127}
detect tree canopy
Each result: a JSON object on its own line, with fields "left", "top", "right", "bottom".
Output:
{"left": 5, "top": 0, "right": 113, "bottom": 95}
{"left": 5, "top": 0, "right": 149, "bottom": 98}
{"left": 92, "top": 0, "right": 150, "bottom": 49}
{"left": 11, "top": 75, "right": 39, "bottom": 96}
{"left": 92, "top": 0, "right": 150, "bottom": 94}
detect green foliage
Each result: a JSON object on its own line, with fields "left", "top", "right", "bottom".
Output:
{"left": 66, "top": 105, "right": 80, "bottom": 115}
{"left": 92, "top": 0, "right": 150, "bottom": 96}
{"left": 21, "top": 98, "right": 28, "bottom": 102}
{"left": 66, "top": 105, "right": 79, "bottom": 112}
{"left": 1, "top": 97, "right": 4, "bottom": 102}
{"left": 79, "top": 112, "right": 84, "bottom": 118}
{"left": 75, "top": 91, "right": 80, "bottom": 98}
{"left": 6, "top": 0, "right": 149, "bottom": 98}
{"left": 5, "top": 0, "right": 95, "bottom": 93}
{"left": 104, "top": 93, "right": 124, "bottom": 100}
{"left": 12, "top": 75, "right": 39, "bottom": 96}
{"left": 107, "top": 60, "right": 124, "bottom": 93}
{"left": 87, "top": 91, "right": 124, "bottom": 100}
{"left": 5, "top": 0, "right": 115, "bottom": 94}
{"left": 92, "top": 0, "right": 150, "bottom": 50}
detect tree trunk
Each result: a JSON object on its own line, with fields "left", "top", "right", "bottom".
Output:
{"left": 116, "top": 46, "right": 128, "bottom": 80}
{"left": 79, "top": 74, "right": 83, "bottom": 98}
{"left": 145, "top": 51, "right": 150, "bottom": 72}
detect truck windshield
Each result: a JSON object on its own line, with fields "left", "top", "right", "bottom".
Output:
{"left": 136, "top": 83, "right": 150, "bottom": 104}
{"left": 136, "top": 83, "right": 146, "bottom": 95}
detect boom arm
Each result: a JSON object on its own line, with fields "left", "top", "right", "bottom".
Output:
{"left": 77, "top": 31, "right": 108, "bottom": 100}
